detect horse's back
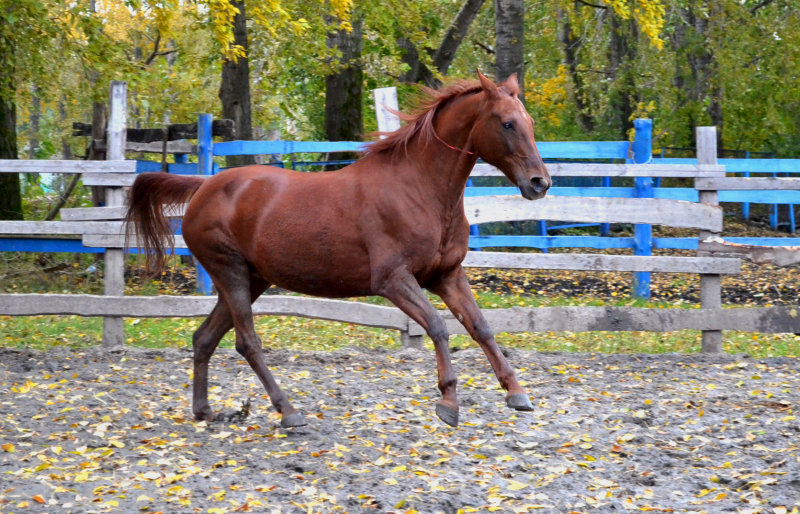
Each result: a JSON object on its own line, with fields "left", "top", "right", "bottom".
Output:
{"left": 183, "top": 164, "right": 376, "bottom": 296}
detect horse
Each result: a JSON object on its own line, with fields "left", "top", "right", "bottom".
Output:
{"left": 125, "top": 71, "right": 551, "bottom": 428}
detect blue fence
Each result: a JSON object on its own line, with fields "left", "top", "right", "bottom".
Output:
{"left": 654, "top": 158, "right": 799, "bottom": 233}
{"left": 4, "top": 114, "right": 800, "bottom": 299}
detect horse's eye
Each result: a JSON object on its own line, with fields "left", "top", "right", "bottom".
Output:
{"left": 502, "top": 121, "right": 514, "bottom": 130}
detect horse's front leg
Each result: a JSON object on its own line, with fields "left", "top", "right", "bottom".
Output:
{"left": 377, "top": 268, "right": 460, "bottom": 427}
{"left": 429, "top": 266, "right": 534, "bottom": 412}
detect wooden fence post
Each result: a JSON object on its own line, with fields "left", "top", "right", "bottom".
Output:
{"left": 697, "top": 126, "right": 722, "bottom": 353}
{"left": 632, "top": 118, "right": 653, "bottom": 299}
{"left": 103, "top": 81, "right": 127, "bottom": 347}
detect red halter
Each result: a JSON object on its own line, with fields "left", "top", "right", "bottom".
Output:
{"left": 432, "top": 126, "right": 476, "bottom": 155}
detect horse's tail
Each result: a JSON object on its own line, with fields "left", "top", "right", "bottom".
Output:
{"left": 125, "top": 172, "right": 205, "bottom": 275}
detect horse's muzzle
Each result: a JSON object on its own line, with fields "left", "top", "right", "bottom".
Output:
{"left": 520, "top": 176, "right": 551, "bottom": 200}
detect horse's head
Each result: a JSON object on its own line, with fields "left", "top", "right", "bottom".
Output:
{"left": 472, "top": 72, "right": 551, "bottom": 200}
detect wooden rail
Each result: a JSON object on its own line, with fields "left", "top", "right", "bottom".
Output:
{"left": 1, "top": 117, "right": 799, "bottom": 350}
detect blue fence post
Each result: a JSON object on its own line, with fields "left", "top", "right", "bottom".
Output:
{"left": 600, "top": 175, "right": 611, "bottom": 236}
{"left": 632, "top": 118, "right": 653, "bottom": 299}
{"left": 195, "top": 114, "right": 214, "bottom": 295}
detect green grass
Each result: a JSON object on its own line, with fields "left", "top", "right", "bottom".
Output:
{"left": 2, "top": 255, "right": 796, "bottom": 358}
{"left": 2, "top": 292, "right": 797, "bottom": 358}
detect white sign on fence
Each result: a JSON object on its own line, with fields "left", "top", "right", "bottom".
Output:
{"left": 373, "top": 87, "right": 401, "bottom": 136}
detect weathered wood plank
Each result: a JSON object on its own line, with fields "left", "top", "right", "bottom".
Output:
{"left": 93, "top": 140, "right": 196, "bottom": 154}
{"left": 81, "top": 173, "right": 138, "bottom": 187}
{"left": 0, "top": 159, "right": 136, "bottom": 174}
{"left": 462, "top": 251, "right": 741, "bottom": 274}
{"left": 702, "top": 236, "right": 800, "bottom": 266}
{"left": 81, "top": 173, "right": 209, "bottom": 187}
{"left": 412, "top": 306, "right": 800, "bottom": 335}
{"left": 61, "top": 205, "right": 185, "bottom": 221}
{"left": 61, "top": 206, "right": 128, "bottom": 221}
{"left": 0, "top": 221, "right": 124, "bottom": 235}
{"left": 696, "top": 177, "right": 800, "bottom": 191}
{"left": 3, "top": 295, "right": 797, "bottom": 335}
{"left": 0, "top": 294, "right": 410, "bottom": 330}
{"left": 73, "top": 119, "right": 235, "bottom": 141}
{"left": 464, "top": 195, "right": 723, "bottom": 231}
{"left": 471, "top": 162, "right": 726, "bottom": 178}
{"left": 82, "top": 233, "right": 187, "bottom": 248}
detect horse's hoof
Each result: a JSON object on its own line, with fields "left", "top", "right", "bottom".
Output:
{"left": 194, "top": 410, "right": 220, "bottom": 422}
{"left": 280, "top": 412, "right": 307, "bottom": 428}
{"left": 506, "top": 393, "right": 534, "bottom": 411}
{"left": 435, "top": 402, "right": 459, "bottom": 427}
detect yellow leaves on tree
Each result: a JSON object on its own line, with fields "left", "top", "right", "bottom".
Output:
{"left": 604, "top": 0, "right": 666, "bottom": 49}
{"left": 526, "top": 64, "right": 570, "bottom": 129}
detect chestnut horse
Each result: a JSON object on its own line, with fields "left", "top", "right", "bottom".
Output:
{"left": 125, "top": 72, "right": 550, "bottom": 428}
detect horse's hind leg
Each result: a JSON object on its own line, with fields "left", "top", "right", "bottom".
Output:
{"left": 191, "top": 277, "right": 269, "bottom": 421}
{"left": 208, "top": 262, "right": 305, "bottom": 428}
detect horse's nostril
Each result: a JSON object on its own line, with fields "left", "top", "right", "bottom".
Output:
{"left": 530, "top": 177, "right": 550, "bottom": 194}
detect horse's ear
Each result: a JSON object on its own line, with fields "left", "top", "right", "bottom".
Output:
{"left": 477, "top": 70, "right": 500, "bottom": 99}
{"left": 503, "top": 73, "right": 520, "bottom": 96}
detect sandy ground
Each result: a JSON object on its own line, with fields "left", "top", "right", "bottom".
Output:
{"left": 1, "top": 345, "right": 798, "bottom": 513}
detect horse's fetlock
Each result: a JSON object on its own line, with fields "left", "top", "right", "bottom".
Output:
{"left": 439, "top": 377, "right": 458, "bottom": 393}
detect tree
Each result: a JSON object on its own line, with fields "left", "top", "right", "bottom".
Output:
{"left": 219, "top": 0, "right": 256, "bottom": 167}
{"left": 0, "top": 0, "right": 59, "bottom": 220}
{"left": 400, "top": 0, "right": 487, "bottom": 86}
{"left": 0, "top": 67, "right": 22, "bottom": 220}
{"left": 494, "top": 0, "right": 525, "bottom": 100}
{"left": 325, "top": 17, "right": 364, "bottom": 142}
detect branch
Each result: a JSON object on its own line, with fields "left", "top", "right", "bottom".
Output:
{"left": 43, "top": 174, "right": 81, "bottom": 221}
{"left": 144, "top": 33, "right": 162, "bottom": 65}
{"left": 575, "top": 0, "right": 607, "bottom": 9}
{"left": 473, "top": 39, "right": 495, "bottom": 55}
{"left": 432, "top": 0, "right": 486, "bottom": 75}
{"left": 749, "top": 0, "right": 776, "bottom": 14}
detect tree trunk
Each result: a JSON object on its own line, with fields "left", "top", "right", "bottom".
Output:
{"left": 30, "top": 85, "right": 40, "bottom": 158}
{"left": 0, "top": 26, "right": 22, "bottom": 221}
{"left": 325, "top": 17, "right": 364, "bottom": 143}
{"left": 89, "top": 100, "right": 106, "bottom": 209}
{"left": 557, "top": 7, "right": 594, "bottom": 132}
{"left": 398, "top": 37, "right": 435, "bottom": 86}
{"left": 606, "top": 14, "right": 638, "bottom": 139}
{"left": 219, "top": 0, "right": 255, "bottom": 168}
{"left": 671, "top": 2, "right": 723, "bottom": 149}
{"left": 433, "top": 0, "right": 486, "bottom": 76}
{"left": 494, "top": 0, "right": 525, "bottom": 102}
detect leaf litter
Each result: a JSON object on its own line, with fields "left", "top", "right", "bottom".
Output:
{"left": 1, "top": 346, "right": 798, "bottom": 512}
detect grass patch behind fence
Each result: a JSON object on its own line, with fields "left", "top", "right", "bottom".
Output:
{"left": 2, "top": 256, "right": 797, "bottom": 358}
{"left": 2, "top": 294, "right": 798, "bottom": 358}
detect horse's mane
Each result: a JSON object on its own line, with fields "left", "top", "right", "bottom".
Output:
{"left": 364, "top": 80, "right": 483, "bottom": 158}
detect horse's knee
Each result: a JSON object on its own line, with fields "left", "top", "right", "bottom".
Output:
{"left": 234, "top": 337, "right": 259, "bottom": 359}
{"left": 192, "top": 331, "right": 216, "bottom": 362}
{"left": 472, "top": 321, "right": 494, "bottom": 343}
{"left": 428, "top": 316, "right": 449, "bottom": 343}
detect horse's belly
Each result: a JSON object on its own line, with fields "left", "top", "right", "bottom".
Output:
{"left": 253, "top": 248, "right": 374, "bottom": 298}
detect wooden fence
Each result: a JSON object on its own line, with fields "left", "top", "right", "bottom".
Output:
{"left": 1, "top": 83, "right": 799, "bottom": 352}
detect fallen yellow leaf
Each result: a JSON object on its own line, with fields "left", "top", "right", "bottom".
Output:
{"left": 507, "top": 480, "right": 528, "bottom": 491}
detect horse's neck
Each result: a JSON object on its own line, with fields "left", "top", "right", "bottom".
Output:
{"left": 411, "top": 95, "right": 481, "bottom": 206}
